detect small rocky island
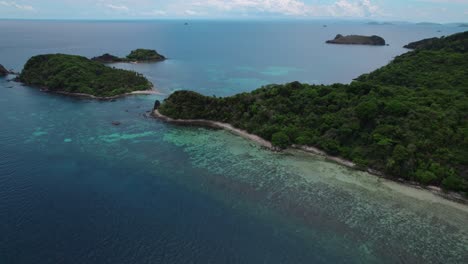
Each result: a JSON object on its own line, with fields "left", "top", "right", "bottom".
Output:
{"left": 91, "top": 49, "right": 166, "bottom": 63}
{"left": 127, "top": 49, "right": 166, "bottom": 62}
{"left": 19, "top": 54, "right": 153, "bottom": 98}
{"left": 326, "top": 34, "right": 386, "bottom": 46}
{"left": 0, "top": 64, "right": 10, "bottom": 76}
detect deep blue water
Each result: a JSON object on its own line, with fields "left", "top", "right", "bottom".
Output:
{"left": 1, "top": 20, "right": 468, "bottom": 263}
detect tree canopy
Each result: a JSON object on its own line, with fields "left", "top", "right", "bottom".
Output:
{"left": 159, "top": 31, "right": 468, "bottom": 194}
{"left": 126, "top": 49, "right": 166, "bottom": 62}
{"left": 19, "top": 54, "right": 152, "bottom": 97}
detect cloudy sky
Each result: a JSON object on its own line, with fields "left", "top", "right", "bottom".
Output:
{"left": 0, "top": 0, "right": 467, "bottom": 22}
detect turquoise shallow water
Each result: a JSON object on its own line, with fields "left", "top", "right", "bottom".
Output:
{"left": 1, "top": 20, "right": 468, "bottom": 263}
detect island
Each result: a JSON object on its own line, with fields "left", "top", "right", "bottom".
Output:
{"left": 155, "top": 31, "right": 468, "bottom": 197}
{"left": 91, "top": 49, "right": 166, "bottom": 64}
{"left": 326, "top": 34, "right": 386, "bottom": 46}
{"left": 19, "top": 54, "right": 153, "bottom": 98}
{"left": 0, "top": 64, "right": 9, "bottom": 76}
{"left": 126, "top": 49, "right": 166, "bottom": 62}
{"left": 416, "top": 22, "right": 442, "bottom": 26}
{"left": 366, "top": 21, "right": 394, "bottom": 26}
{"left": 91, "top": 53, "right": 125, "bottom": 63}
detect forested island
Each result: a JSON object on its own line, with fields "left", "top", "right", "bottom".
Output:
{"left": 326, "top": 34, "right": 386, "bottom": 46}
{"left": 158, "top": 31, "right": 468, "bottom": 194}
{"left": 127, "top": 49, "right": 166, "bottom": 62}
{"left": 91, "top": 49, "right": 166, "bottom": 63}
{"left": 19, "top": 54, "right": 153, "bottom": 98}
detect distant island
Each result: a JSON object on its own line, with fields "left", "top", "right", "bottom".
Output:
{"left": 91, "top": 49, "right": 166, "bottom": 63}
{"left": 0, "top": 64, "right": 9, "bottom": 76}
{"left": 326, "top": 34, "right": 386, "bottom": 46}
{"left": 366, "top": 22, "right": 394, "bottom": 26}
{"left": 19, "top": 54, "right": 153, "bottom": 98}
{"left": 127, "top": 49, "right": 166, "bottom": 62}
{"left": 155, "top": 31, "right": 468, "bottom": 197}
{"left": 416, "top": 22, "right": 442, "bottom": 26}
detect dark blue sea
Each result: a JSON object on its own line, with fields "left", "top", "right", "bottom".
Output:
{"left": 1, "top": 20, "right": 467, "bottom": 263}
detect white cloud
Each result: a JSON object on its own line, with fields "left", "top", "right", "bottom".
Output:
{"left": 106, "top": 4, "right": 129, "bottom": 12}
{"left": 191, "top": 0, "right": 308, "bottom": 16}
{"left": 185, "top": 9, "right": 199, "bottom": 15}
{"left": 328, "top": 0, "right": 380, "bottom": 17}
{"left": 418, "top": 0, "right": 468, "bottom": 3}
{"left": 141, "top": 9, "right": 167, "bottom": 16}
{"left": 0, "top": 1, "right": 34, "bottom": 11}
{"left": 188, "top": 0, "right": 381, "bottom": 17}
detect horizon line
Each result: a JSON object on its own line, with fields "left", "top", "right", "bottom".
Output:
{"left": 0, "top": 17, "right": 467, "bottom": 24}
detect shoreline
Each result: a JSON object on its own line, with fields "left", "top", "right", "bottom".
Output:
{"left": 152, "top": 109, "right": 468, "bottom": 205}
{"left": 12, "top": 75, "right": 161, "bottom": 100}
{"left": 41, "top": 89, "right": 161, "bottom": 100}
{"left": 96, "top": 59, "right": 166, "bottom": 64}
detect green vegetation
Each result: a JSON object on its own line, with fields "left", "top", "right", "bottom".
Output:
{"left": 326, "top": 34, "right": 386, "bottom": 46}
{"left": 91, "top": 53, "right": 124, "bottom": 63}
{"left": 403, "top": 37, "right": 439, "bottom": 50}
{"left": 126, "top": 49, "right": 166, "bottom": 62}
{"left": 19, "top": 54, "right": 152, "bottom": 97}
{"left": 402, "top": 32, "right": 467, "bottom": 52}
{"left": 91, "top": 49, "right": 166, "bottom": 63}
{"left": 160, "top": 31, "right": 468, "bottom": 194}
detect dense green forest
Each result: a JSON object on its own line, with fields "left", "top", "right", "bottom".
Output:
{"left": 402, "top": 32, "right": 467, "bottom": 52}
{"left": 126, "top": 49, "right": 166, "bottom": 62}
{"left": 19, "top": 54, "right": 152, "bottom": 97}
{"left": 159, "top": 31, "right": 468, "bottom": 193}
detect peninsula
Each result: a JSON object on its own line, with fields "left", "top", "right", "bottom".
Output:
{"left": 403, "top": 33, "right": 467, "bottom": 52}
{"left": 156, "top": 31, "right": 468, "bottom": 195}
{"left": 403, "top": 37, "right": 439, "bottom": 49}
{"left": 326, "top": 34, "right": 386, "bottom": 46}
{"left": 92, "top": 49, "right": 166, "bottom": 63}
{"left": 19, "top": 54, "right": 153, "bottom": 98}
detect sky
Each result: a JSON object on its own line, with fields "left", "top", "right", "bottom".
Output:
{"left": 0, "top": 0, "right": 467, "bottom": 23}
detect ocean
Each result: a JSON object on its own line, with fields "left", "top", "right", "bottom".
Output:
{"left": 0, "top": 20, "right": 467, "bottom": 263}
